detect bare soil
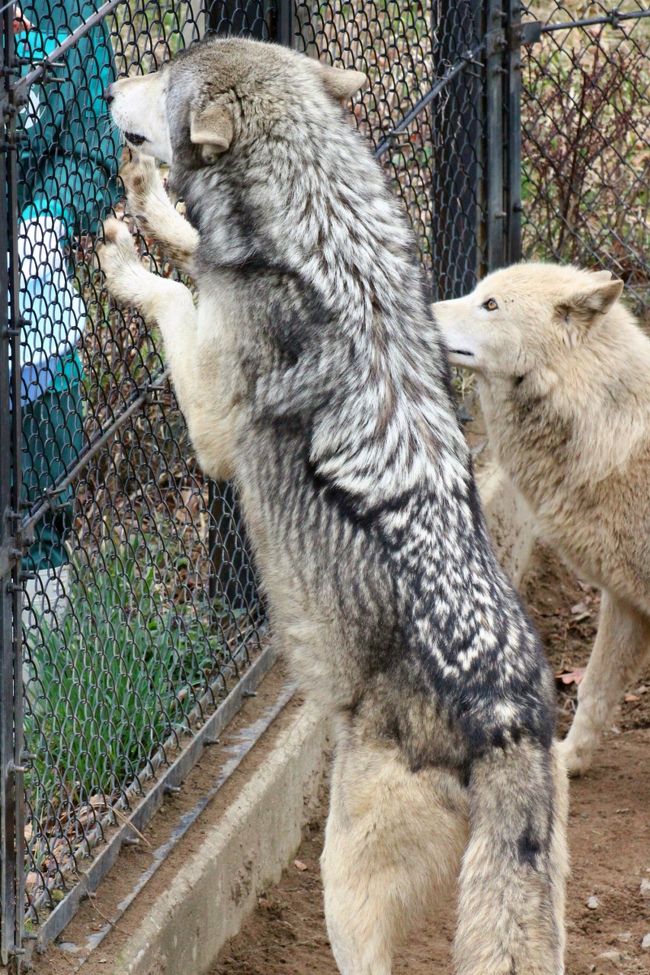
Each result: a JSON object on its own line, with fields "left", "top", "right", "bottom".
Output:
{"left": 212, "top": 547, "right": 650, "bottom": 975}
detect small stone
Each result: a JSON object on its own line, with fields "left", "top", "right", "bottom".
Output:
{"left": 642, "top": 933, "right": 650, "bottom": 950}
{"left": 594, "top": 949, "right": 625, "bottom": 975}
{"left": 640, "top": 878, "right": 650, "bottom": 897}
{"left": 616, "top": 931, "right": 632, "bottom": 943}
{"left": 599, "top": 950, "right": 624, "bottom": 963}
{"left": 587, "top": 895, "right": 600, "bottom": 910}
{"left": 57, "top": 943, "right": 79, "bottom": 954}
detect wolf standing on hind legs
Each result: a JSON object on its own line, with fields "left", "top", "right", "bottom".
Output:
{"left": 99, "top": 37, "right": 568, "bottom": 974}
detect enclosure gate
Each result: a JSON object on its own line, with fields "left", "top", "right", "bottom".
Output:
{"left": 0, "top": 1, "right": 648, "bottom": 969}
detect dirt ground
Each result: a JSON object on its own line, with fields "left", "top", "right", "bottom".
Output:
{"left": 212, "top": 546, "right": 650, "bottom": 975}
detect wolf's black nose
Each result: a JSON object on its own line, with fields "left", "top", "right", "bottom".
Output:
{"left": 103, "top": 86, "right": 114, "bottom": 104}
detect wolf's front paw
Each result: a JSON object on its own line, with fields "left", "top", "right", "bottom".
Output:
{"left": 97, "top": 218, "right": 144, "bottom": 306}
{"left": 100, "top": 216, "right": 138, "bottom": 256}
{"left": 556, "top": 736, "right": 593, "bottom": 778}
{"left": 120, "top": 149, "right": 160, "bottom": 215}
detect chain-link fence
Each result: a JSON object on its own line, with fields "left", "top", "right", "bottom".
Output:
{"left": 0, "top": 1, "right": 492, "bottom": 964}
{"left": 521, "top": 1, "right": 650, "bottom": 320}
{"left": 0, "top": 0, "right": 648, "bottom": 969}
{"left": 292, "top": 2, "right": 489, "bottom": 299}
{"left": 1, "top": 1, "right": 272, "bottom": 963}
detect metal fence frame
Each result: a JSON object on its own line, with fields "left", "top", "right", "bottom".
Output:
{"left": 0, "top": 0, "right": 648, "bottom": 969}
{"left": 1, "top": 3, "right": 26, "bottom": 958}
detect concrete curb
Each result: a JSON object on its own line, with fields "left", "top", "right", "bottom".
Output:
{"left": 113, "top": 698, "right": 329, "bottom": 975}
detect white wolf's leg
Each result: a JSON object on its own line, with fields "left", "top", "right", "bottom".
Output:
{"left": 98, "top": 218, "right": 199, "bottom": 417}
{"left": 559, "top": 592, "right": 650, "bottom": 776}
{"left": 99, "top": 218, "right": 237, "bottom": 481}
{"left": 454, "top": 741, "right": 568, "bottom": 975}
{"left": 121, "top": 151, "right": 199, "bottom": 274}
{"left": 321, "top": 732, "right": 467, "bottom": 975}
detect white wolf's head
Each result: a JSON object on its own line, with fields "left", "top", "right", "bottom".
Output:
{"left": 104, "top": 37, "right": 366, "bottom": 166}
{"left": 433, "top": 263, "right": 624, "bottom": 381}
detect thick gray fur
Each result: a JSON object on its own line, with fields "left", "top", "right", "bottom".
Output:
{"left": 100, "top": 37, "right": 568, "bottom": 975}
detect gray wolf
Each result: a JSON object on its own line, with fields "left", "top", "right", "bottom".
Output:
{"left": 98, "top": 38, "right": 568, "bottom": 974}
{"left": 434, "top": 262, "right": 650, "bottom": 778}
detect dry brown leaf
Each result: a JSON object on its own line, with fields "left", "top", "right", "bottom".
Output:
{"left": 556, "top": 667, "right": 586, "bottom": 686}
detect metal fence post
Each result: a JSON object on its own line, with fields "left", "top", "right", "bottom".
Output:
{"left": 203, "top": 6, "right": 277, "bottom": 622}
{"left": 0, "top": 6, "right": 25, "bottom": 968}
{"left": 506, "top": 0, "right": 523, "bottom": 263}
{"left": 485, "top": 0, "right": 523, "bottom": 270}
{"left": 275, "top": 0, "right": 293, "bottom": 47}
{"left": 0, "top": 133, "right": 16, "bottom": 965}
{"left": 208, "top": 480, "right": 257, "bottom": 612}
{"left": 485, "top": 0, "right": 506, "bottom": 271}
{"left": 205, "top": 0, "right": 292, "bottom": 617}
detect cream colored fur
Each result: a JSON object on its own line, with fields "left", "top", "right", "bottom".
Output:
{"left": 435, "top": 263, "right": 650, "bottom": 775}
{"left": 99, "top": 209, "right": 239, "bottom": 483}
{"left": 322, "top": 726, "right": 567, "bottom": 975}
{"left": 121, "top": 151, "right": 199, "bottom": 274}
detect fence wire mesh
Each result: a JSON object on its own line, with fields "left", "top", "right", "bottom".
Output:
{"left": 9, "top": 0, "right": 268, "bottom": 946}
{"left": 1, "top": 0, "right": 489, "bottom": 959}
{"left": 0, "top": 0, "right": 648, "bottom": 967}
{"left": 521, "top": 1, "right": 650, "bottom": 319}
{"left": 293, "top": 1, "right": 487, "bottom": 297}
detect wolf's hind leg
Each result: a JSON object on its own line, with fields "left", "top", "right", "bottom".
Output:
{"left": 121, "top": 150, "right": 199, "bottom": 274}
{"left": 454, "top": 740, "right": 568, "bottom": 975}
{"left": 560, "top": 592, "right": 650, "bottom": 776}
{"left": 322, "top": 733, "right": 468, "bottom": 975}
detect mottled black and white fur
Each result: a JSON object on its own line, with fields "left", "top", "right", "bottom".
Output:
{"left": 99, "top": 37, "right": 568, "bottom": 975}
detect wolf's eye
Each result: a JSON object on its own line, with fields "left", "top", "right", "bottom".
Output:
{"left": 482, "top": 298, "right": 498, "bottom": 312}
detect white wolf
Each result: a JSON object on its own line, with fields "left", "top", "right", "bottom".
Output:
{"left": 435, "top": 262, "right": 650, "bottom": 777}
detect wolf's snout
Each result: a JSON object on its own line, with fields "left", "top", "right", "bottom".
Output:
{"left": 103, "top": 85, "right": 114, "bottom": 105}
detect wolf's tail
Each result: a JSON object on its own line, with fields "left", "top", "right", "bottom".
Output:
{"left": 454, "top": 740, "right": 569, "bottom": 975}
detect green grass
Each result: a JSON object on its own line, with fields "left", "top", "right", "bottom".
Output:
{"left": 24, "top": 536, "right": 224, "bottom": 817}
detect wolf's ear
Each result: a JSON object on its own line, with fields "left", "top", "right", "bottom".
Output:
{"left": 315, "top": 62, "right": 368, "bottom": 101}
{"left": 589, "top": 269, "right": 618, "bottom": 283}
{"left": 559, "top": 276, "right": 624, "bottom": 324}
{"left": 190, "top": 99, "right": 234, "bottom": 162}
